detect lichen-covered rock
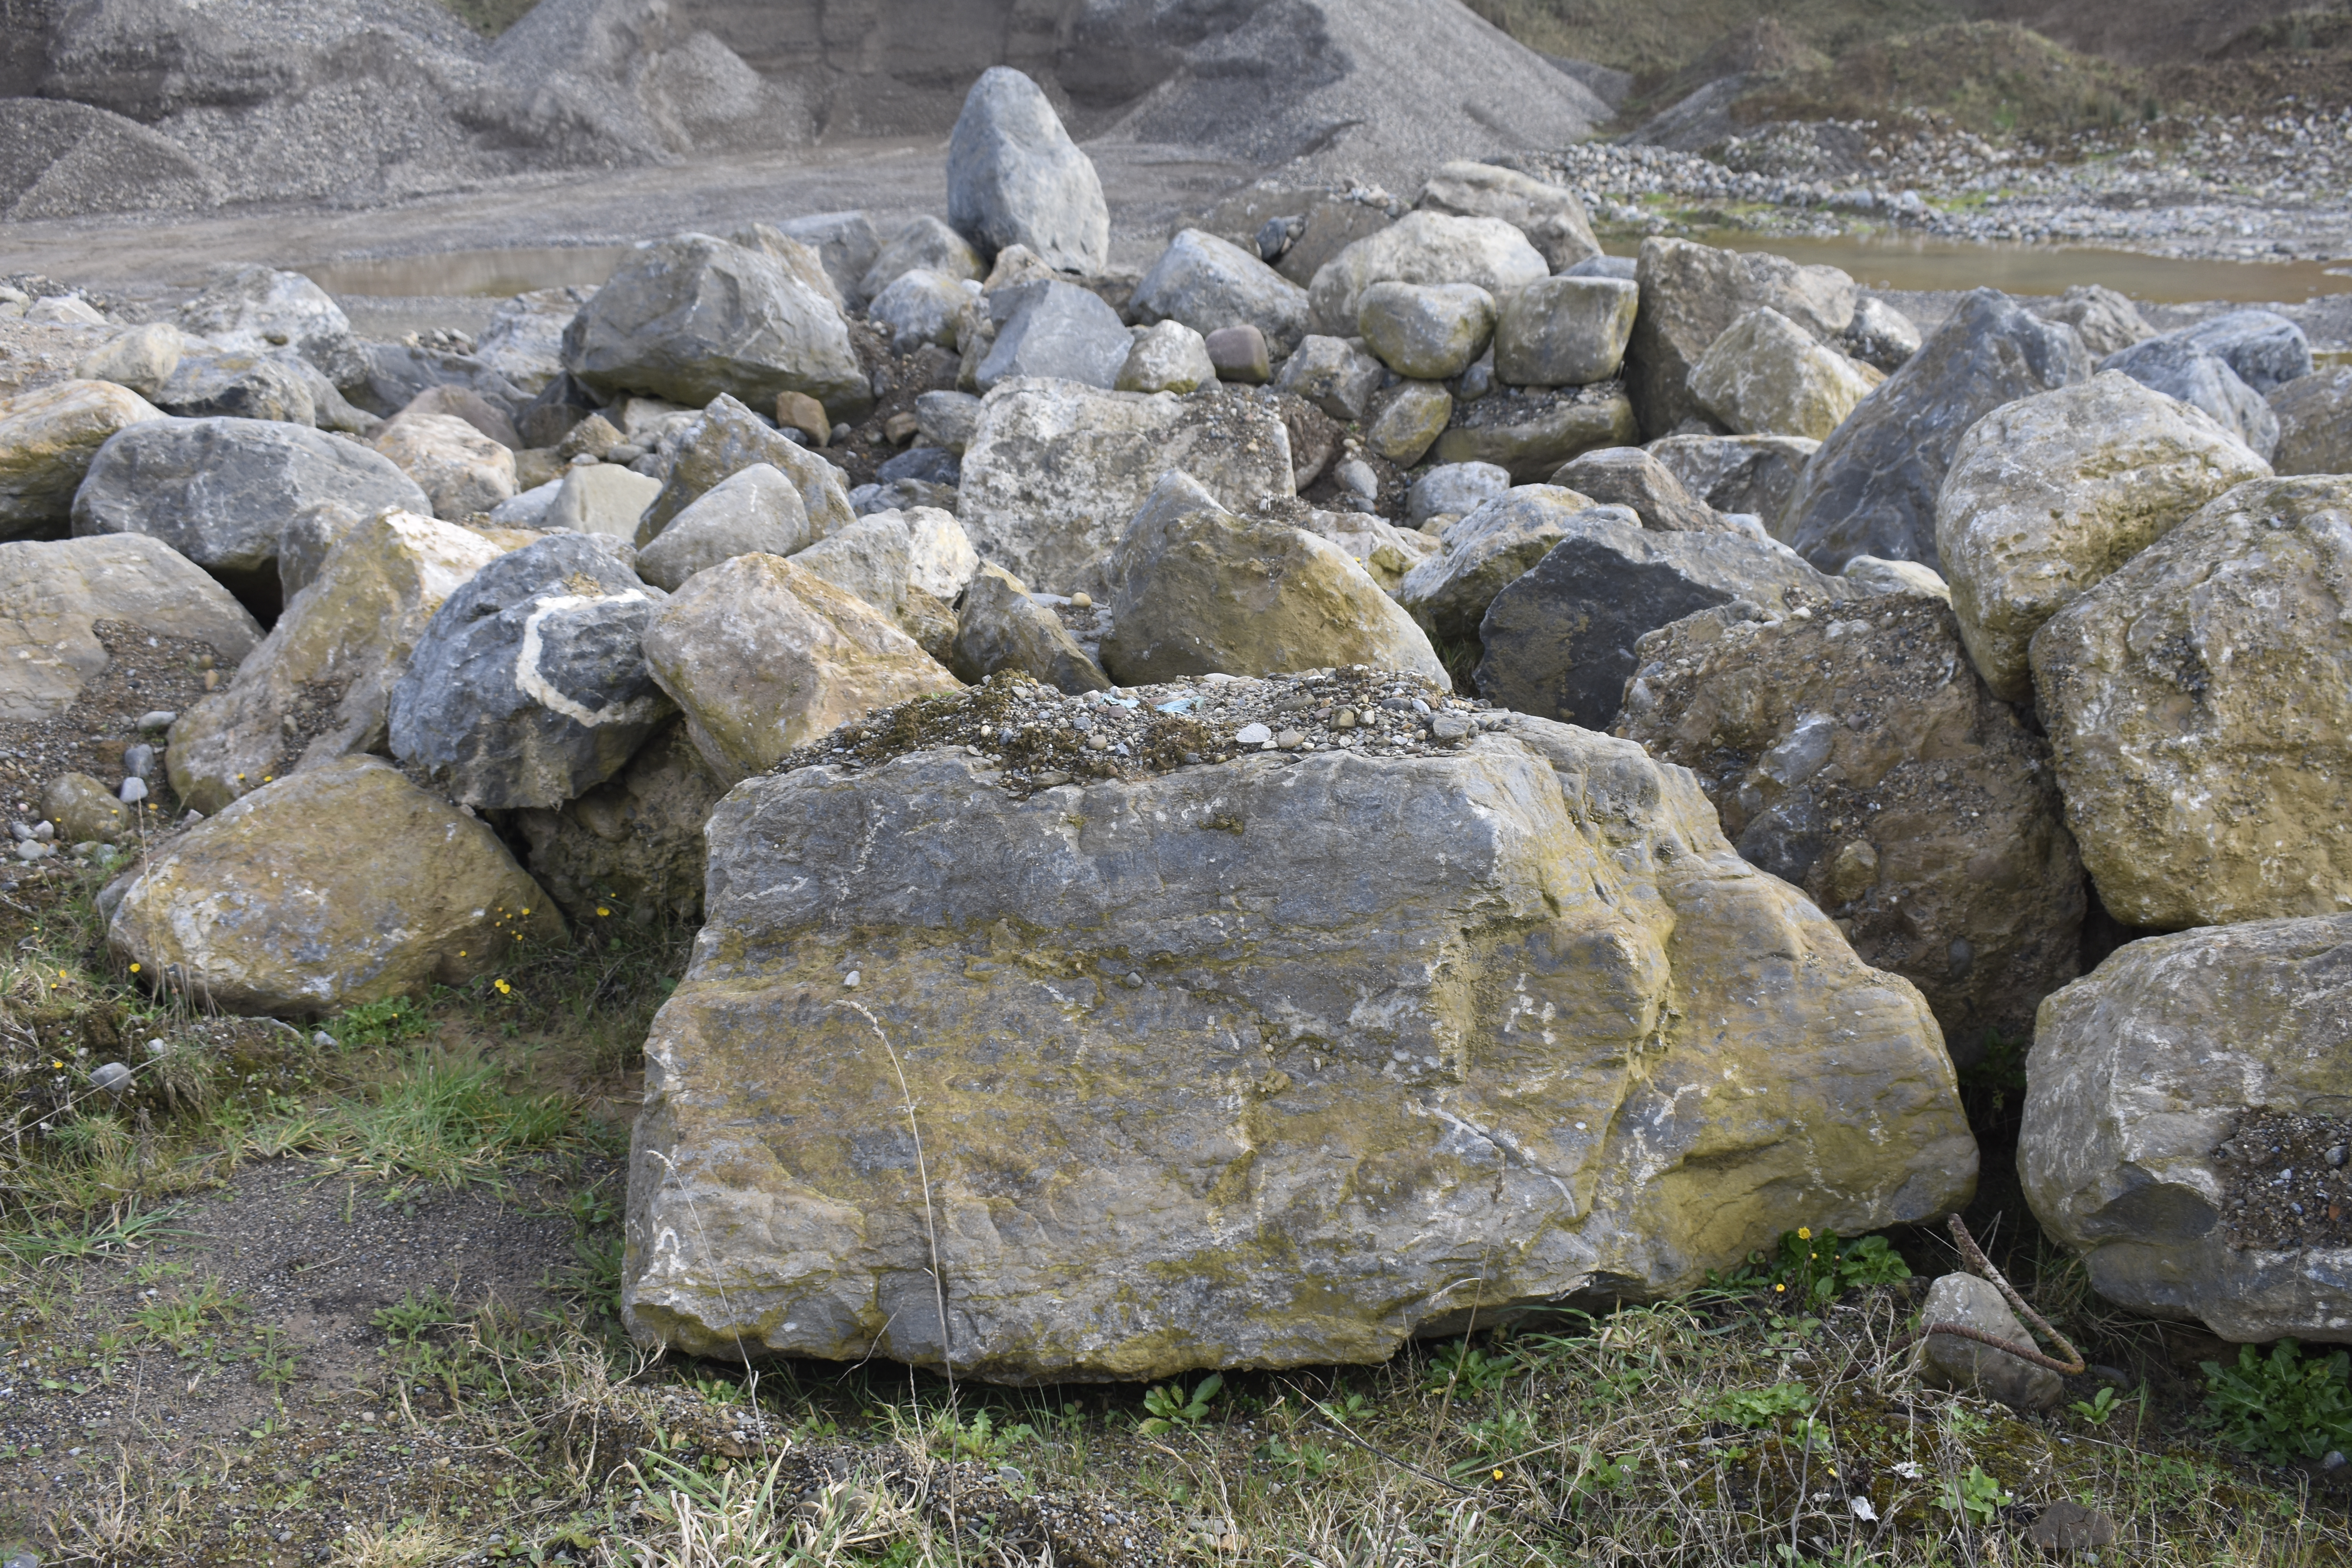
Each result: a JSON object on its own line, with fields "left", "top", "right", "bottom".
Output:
{"left": 2030, "top": 476, "right": 2352, "bottom": 930}
{"left": 1550, "top": 446, "right": 1721, "bottom": 534}
{"left": 0, "top": 378, "right": 165, "bottom": 537}
{"left": 1407, "top": 462, "right": 1512, "bottom": 526}
{"left": 374, "top": 412, "right": 519, "bottom": 520}
{"left": 515, "top": 722, "right": 726, "bottom": 925}
{"left": 475, "top": 287, "right": 592, "bottom": 396}
{"left": 1131, "top": 230, "right": 1311, "bottom": 358}
{"left": 1621, "top": 594, "right": 2081, "bottom": 1057}
{"left": 388, "top": 534, "right": 674, "bottom": 810}
{"left": 791, "top": 511, "right": 915, "bottom": 621}
{"left": 1356, "top": 282, "right": 1494, "bottom": 381}
{"left": 1416, "top": 160, "right": 1601, "bottom": 272}
{"left": 175, "top": 265, "right": 359, "bottom": 387}
{"left": 949, "top": 563, "right": 1110, "bottom": 694}
{"left": 641, "top": 553, "right": 959, "bottom": 785}
{"left": 153, "top": 351, "right": 318, "bottom": 426}
{"left": 1116, "top": 321, "right": 1218, "bottom": 396}
{"left": 947, "top": 67, "right": 1109, "bottom": 274}
{"left": 1307, "top": 212, "right": 1546, "bottom": 338}
{"left": 635, "top": 462, "right": 812, "bottom": 592}
{"left": 637, "top": 393, "right": 855, "bottom": 545}
{"left": 622, "top": 704, "right": 1974, "bottom": 1380}
{"left": 1100, "top": 474, "right": 1446, "bottom": 685}
{"left": 1363, "top": 382, "right": 1452, "bottom": 467}
{"left": 2022, "top": 915, "right": 2352, "bottom": 1343}
{"left": 1916, "top": 1274, "right": 2064, "bottom": 1410}
{"left": 956, "top": 380, "right": 1295, "bottom": 597}
{"left": 42, "top": 771, "right": 130, "bottom": 845}
{"left": 1492, "top": 276, "right": 1638, "bottom": 388}
{"left": 107, "top": 755, "right": 563, "bottom": 1016}
{"left": 2269, "top": 367, "right": 2352, "bottom": 477}
{"left": 1690, "top": 307, "right": 1878, "bottom": 441}
{"left": 1839, "top": 297, "right": 1922, "bottom": 374}
{"left": 1936, "top": 372, "right": 2272, "bottom": 702}
{"left": 1274, "top": 335, "right": 1385, "bottom": 422}
{"left": 1397, "top": 485, "right": 1596, "bottom": 643}
{"left": 169, "top": 512, "right": 507, "bottom": 815}
{"left": 1626, "top": 238, "right": 1858, "bottom": 437}
{"left": 1431, "top": 385, "right": 1638, "bottom": 481}
{"left": 0, "top": 534, "right": 260, "bottom": 722}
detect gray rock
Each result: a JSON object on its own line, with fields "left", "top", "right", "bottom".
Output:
{"left": 2032, "top": 284, "right": 2152, "bottom": 360}
{"left": 396, "top": 384, "right": 521, "bottom": 451}
{"left": 869, "top": 269, "right": 972, "bottom": 354}
{"left": 1842, "top": 555, "right": 1949, "bottom": 600}
{"left": 563, "top": 233, "right": 873, "bottom": 425}
{"left": 71, "top": 416, "right": 429, "bottom": 611}
{"left": 154, "top": 351, "right": 318, "bottom": 426}
{"left": 1644, "top": 433, "right": 1819, "bottom": 530}
{"left": 1916, "top": 1274, "right": 2064, "bottom": 1411}
{"left": 1430, "top": 384, "right": 1640, "bottom": 481}
{"left": 2269, "top": 366, "right": 2352, "bottom": 477}
{"left": 474, "top": 287, "right": 593, "bottom": 397}
{"left": 73, "top": 322, "right": 186, "bottom": 400}
{"left": 1274, "top": 335, "right": 1386, "bottom": 422}
{"left": 877, "top": 447, "right": 960, "bottom": 488}
{"left": 1116, "top": 321, "right": 1218, "bottom": 396}
{"left": 387, "top": 534, "right": 675, "bottom": 810}
{"left": 792, "top": 511, "right": 914, "bottom": 621}
{"left": 977, "top": 281, "right": 1132, "bottom": 392}
{"left": 175, "top": 265, "right": 360, "bottom": 389}
{"left": 1415, "top": 160, "right": 1601, "bottom": 272}
{"left": 1550, "top": 446, "right": 1722, "bottom": 533}
{"left": 1839, "top": 296, "right": 1923, "bottom": 373}
{"left": 514, "top": 720, "right": 725, "bottom": 924}
{"left": 1396, "top": 485, "right": 1597, "bottom": 643}
{"left": 636, "top": 394, "right": 856, "bottom": 546}
{"left": 1205, "top": 326, "right": 1272, "bottom": 385}
{"left": 1475, "top": 511, "right": 1857, "bottom": 729}
{"left": 1307, "top": 211, "right": 1548, "bottom": 338}
{"left": 1407, "top": 461, "right": 1511, "bottom": 526}
{"left": 1564, "top": 255, "right": 1637, "bottom": 280}
{"left": 946, "top": 67, "right": 1109, "bottom": 274}
{"left": 0, "top": 534, "right": 261, "bottom": 724}
{"left": 860, "top": 216, "right": 985, "bottom": 301}
{"left": 1365, "top": 383, "right": 1452, "bottom": 466}
{"left": 1356, "top": 282, "right": 1495, "bottom": 381}
{"left": 915, "top": 390, "right": 985, "bottom": 454}
{"left": 2178, "top": 309, "right": 2313, "bottom": 395}
{"left": 635, "top": 464, "right": 811, "bottom": 592}
{"left": 1626, "top": 237, "right": 1858, "bottom": 437}
{"left": 0, "top": 379, "right": 167, "bottom": 537}
{"left": 373, "top": 412, "right": 518, "bottom": 520}
{"left": 547, "top": 464, "right": 662, "bottom": 540}
{"left": 1131, "top": 229, "right": 1311, "bottom": 358}
{"left": 2023, "top": 915, "right": 2352, "bottom": 1344}
{"left": 1196, "top": 184, "right": 1398, "bottom": 287}
{"left": 1493, "top": 276, "right": 1639, "bottom": 388}
{"left": 948, "top": 563, "right": 1110, "bottom": 694}
{"left": 2098, "top": 337, "right": 2279, "bottom": 461}
{"left": 1781, "top": 289, "right": 2092, "bottom": 575}
{"left": 772, "top": 211, "right": 882, "bottom": 309}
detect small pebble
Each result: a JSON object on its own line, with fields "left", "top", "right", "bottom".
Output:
{"left": 90, "top": 1061, "right": 131, "bottom": 1095}
{"left": 842, "top": 970, "right": 861, "bottom": 989}
{"left": 2327, "top": 1145, "right": 2347, "bottom": 1169}
{"left": 1234, "top": 722, "right": 1272, "bottom": 747}
{"left": 119, "top": 776, "right": 148, "bottom": 804}
{"left": 5, "top": 822, "right": 26, "bottom": 842}
{"left": 14, "top": 842, "right": 45, "bottom": 863}
{"left": 145, "top": 1038, "right": 167, "bottom": 1057}
{"left": 1275, "top": 729, "right": 1305, "bottom": 750}
{"left": 313, "top": 1031, "right": 336, "bottom": 1049}
{"left": 136, "top": 710, "right": 176, "bottom": 730}
{"left": 123, "top": 742, "right": 155, "bottom": 781}
{"left": 31, "top": 821, "right": 52, "bottom": 841}
{"left": 2324, "top": 1450, "right": 2347, "bottom": 1472}
{"left": 1070, "top": 592, "right": 1093, "bottom": 610}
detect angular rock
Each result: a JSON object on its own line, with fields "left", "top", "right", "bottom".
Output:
{"left": 1621, "top": 594, "right": 2081, "bottom": 1054}
{"left": 1396, "top": 485, "right": 1595, "bottom": 643}
{"left": 388, "top": 534, "right": 675, "bottom": 810}
{"left": 772, "top": 211, "right": 882, "bottom": 308}
{"left": 1645, "top": 433, "right": 1818, "bottom": 530}
{"left": 175, "top": 265, "right": 359, "bottom": 388}
{"left": 976, "top": 281, "right": 1132, "bottom": 393}
{"left": 2030, "top": 476, "right": 2352, "bottom": 929}
{"left": 71, "top": 417, "right": 430, "bottom": 612}
{"left": 958, "top": 380, "right": 1296, "bottom": 597}
{"left": 635, "top": 463, "right": 811, "bottom": 593}
{"left": 1431, "top": 385, "right": 1639, "bottom": 481}
{"left": 1274, "top": 335, "right": 1385, "bottom": 422}
{"left": 73, "top": 322, "right": 185, "bottom": 399}
{"left": 1493, "top": 276, "right": 1639, "bottom": 388}
{"left": 563, "top": 234, "right": 872, "bottom": 425}
{"left": 1416, "top": 160, "right": 1601, "bottom": 272}
{"left": 1936, "top": 372, "right": 2272, "bottom": 702}
{"left": 1299, "top": 507, "right": 1439, "bottom": 592}
{"left": 1781, "top": 289, "right": 2092, "bottom": 575}
{"left": 1116, "top": 321, "right": 1218, "bottom": 396}
{"left": 861, "top": 216, "right": 985, "bottom": 301}
{"left": 1307, "top": 212, "right": 1547, "bottom": 339}
{"left": 1408, "top": 462, "right": 1512, "bottom": 526}
{"left": 1550, "top": 446, "right": 1721, "bottom": 533}
{"left": 475, "top": 287, "right": 593, "bottom": 397}
{"left": 622, "top": 703, "right": 1973, "bottom": 1378}
{"left": 514, "top": 721, "right": 726, "bottom": 925}
{"left": 1690, "top": 307, "right": 1878, "bottom": 441}
{"left": 42, "top": 772, "right": 130, "bottom": 845}
{"left": 1131, "top": 230, "right": 1311, "bottom": 358}
{"left": 947, "top": 67, "right": 1109, "bottom": 274}
{"left": 637, "top": 394, "right": 855, "bottom": 545}
{"left": 1916, "top": 1273, "right": 2064, "bottom": 1410}
{"left": 0, "top": 379, "right": 165, "bottom": 537}
{"left": 869, "top": 269, "right": 971, "bottom": 355}
{"left": 901, "top": 506, "right": 978, "bottom": 601}
{"left": 2178, "top": 309, "right": 2312, "bottom": 396}
{"left": 792, "top": 512, "right": 915, "bottom": 621}
{"left": 374, "top": 413, "right": 519, "bottom": 520}
{"left": 2032, "top": 283, "right": 2152, "bottom": 360}
{"left": 2023, "top": 915, "right": 2352, "bottom": 1343}
{"left": 397, "top": 384, "right": 521, "bottom": 451}
{"left": 154, "top": 351, "right": 317, "bottom": 426}
{"left": 1356, "top": 282, "right": 1494, "bottom": 381}
{"left": 1839, "top": 296, "right": 1922, "bottom": 374}
{"left": 107, "top": 755, "right": 563, "bottom": 1016}
{"left": 168, "top": 512, "right": 507, "bottom": 815}
{"left": 1205, "top": 326, "right": 1271, "bottom": 385}
{"left": 548, "top": 463, "right": 662, "bottom": 539}
{"left": 2269, "top": 367, "right": 2352, "bottom": 477}
{"left": 1627, "top": 238, "right": 1859, "bottom": 437}
{"left": 1364, "top": 382, "right": 1452, "bottom": 467}
{"left": 915, "top": 390, "right": 985, "bottom": 455}
{"left": 641, "top": 553, "right": 958, "bottom": 785}
{"left": 1476, "top": 512, "right": 1857, "bottom": 730}
{"left": 1198, "top": 183, "right": 1396, "bottom": 287}
{"left": 949, "top": 563, "right": 1111, "bottom": 694}
{"left": 1843, "top": 555, "right": 1950, "bottom": 600}
{"left": 0, "top": 534, "right": 260, "bottom": 723}
{"left": 1100, "top": 474, "right": 1446, "bottom": 685}
{"left": 2099, "top": 336, "right": 2279, "bottom": 461}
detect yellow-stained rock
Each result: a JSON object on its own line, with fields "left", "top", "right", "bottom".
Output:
{"left": 0, "top": 378, "right": 166, "bottom": 534}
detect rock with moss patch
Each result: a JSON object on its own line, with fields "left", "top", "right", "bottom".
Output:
{"left": 515, "top": 722, "right": 726, "bottom": 925}
{"left": 636, "top": 393, "right": 856, "bottom": 546}
{"left": 42, "top": 771, "right": 130, "bottom": 844}
{"left": 0, "top": 379, "right": 167, "bottom": 536}
{"left": 949, "top": 564, "right": 1111, "bottom": 694}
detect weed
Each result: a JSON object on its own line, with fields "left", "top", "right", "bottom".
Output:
{"left": 1712, "top": 1381, "right": 1815, "bottom": 1430}
{"left": 1424, "top": 1338, "right": 1514, "bottom": 1397}
{"left": 2201, "top": 1339, "right": 2352, "bottom": 1463}
{"left": 1934, "top": 1463, "right": 2013, "bottom": 1526}
{"left": 932, "top": 1406, "right": 1034, "bottom": 1463}
{"left": 2069, "top": 1383, "right": 2122, "bottom": 1427}
{"left": 1727, "top": 1227, "right": 1911, "bottom": 1307}
{"left": 1138, "top": 1372, "right": 1223, "bottom": 1434}
{"left": 323, "top": 995, "right": 436, "bottom": 1053}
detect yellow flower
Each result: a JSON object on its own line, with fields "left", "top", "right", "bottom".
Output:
{"left": 129, "top": 963, "right": 140, "bottom": 973}
{"left": 596, "top": 907, "right": 610, "bottom": 917}
{"left": 494, "top": 979, "right": 511, "bottom": 995}
{"left": 1491, "top": 1468, "right": 1503, "bottom": 1482}
{"left": 1774, "top": 1283, "right": 1786, "bottom": 1294}
{"left": 1797, "top": 1227, "right": 1812, "bottom": 1241}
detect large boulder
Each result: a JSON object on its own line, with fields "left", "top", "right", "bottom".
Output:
{"left": 562, "top": 234, "right": 873, "bottom": 425}
{"left": 2030, "top": 476, "right": 2352, "bottom": 930}
{"left": 1689, "top": 307, "right": 1878, "bottom": 441}
{"left": 1132, "top": 230, "right": 1311, "bottom": 358}
{"left": 1306, "top": 212, "right": 1547, "bottom": 339}
{"left": 1646, "top": 433, "right": 1818, "bottom": 529}
{"left": 1550, "top": 447, "right": 1721, "bottom": 534}
{"left": 1356, "top": 283, "right": 1494, "bottom": 381}
{"left": 475, "top": 287, "right": 593, "bottom": 396}
{"left": 1780, "top": 289, "right": 2092, "bottom": 575}
{"left": 0, "top": 379, "right": 165, "bottom": 537}
{"left": 514, "top": 722, "right": 726, "bottom": 926}
{"left": 1626, "top": 238, "right": 1858, "bottom": 437}
{"left": 622, "top": 687, "right": 1974, "bottom": 1378}
{"left": 153, "top": 350, "right": 318, "bottom": 427}
{"left": 168, "top": 512, "right": 507, "bottom": 815}
{"left": 1396, "top": 485, "right": 1597, "bottom": 644}
{"left": 2098, "top": 337, "right": 2279, "bottom": 461}
{"left": 1430, "top": 385, "right": 1639, "bottom": 481}
{"left": 635, "top": 462, "right": 812, "bottom": 592}
{"left": 1475, "top": 512, "right": 1858, "bottom": 732}
{"left": 175, "top": 265, "right": 360, "bottom": 388}
{"left": 860, "top": 216, "right": 985, "bottom": 300}
{"left": 396, "top": 384, "right": 521, "bottom": 451}
{"left": 791, "top": 511, "right": 916, "bottom": 621}
{"left": 74, "top": 322, "right": 187, "bottom": 401}
{"left": 773, "top": 211, "right": 882, "bottom": 309}
{"left": 956, "top": 380, "right": 1295, "bottom": 597}
{"left": 1415, "top": 160, "right": 1601, "bottom": 272}
{"left": 641, "top": 553, "right": 959, "bottom": 785}
{"left": 2178, "top": 309, "right": 2313, "bottom": 396}
{"left": 636, "top": 393, "right": 855, "bottom": 544}
{"left": 107, "top": 755, "right": 564, "bottom": 1015}
{"left": 1621, "top": 594, "right": 2083, "bottom": 1057}
{"left": 388, "top": 535, "right": 675, "bottom": 810}
{"left": 2023, "top": 915, "right": 2352, "bottom": 1343}
{"left": 2031, "top": 284, "right": 2152, "bottom": 360}
{"left": 1936, "top": 372, "right": 2272, "bottom": 702}
{"left": 2270, "top": 367, "right": 2352, "bottom": 477}
{"left": 975, "top": 281, "right": 1131, "bottom": 392}
{"left": 946, "top": 67, "right": 1109, "bottom": 275}
{"left": 949, "top": 563, "right": 1111, "bottom": 694}
{"left": 71, "top": 416, "right": 430, "bottom": 612}
{"left": 1100, "top": 474, "right": 1446, "bottom": 685}
{"left": 373, "top": 413, "right": 519, "bottom": 520}
{"left": 0, "top": 534, "right": 260, "bottom": 723}
{"left": 1493, "top": 276, "right": 1638, "bottom": 389}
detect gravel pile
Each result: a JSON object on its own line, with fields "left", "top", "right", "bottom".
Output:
{"left": 2214, "top": 1110, "right": 2352, "bottom": 1251}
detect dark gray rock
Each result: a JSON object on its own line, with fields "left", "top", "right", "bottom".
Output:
{"left": 1132, "top": 229, "right": 1312, "bottom": 358}
{"left": 154, "top": 351, "right": 316, "bottom": 426}
{"left": 70, "top": 416, "right": 428, "bottom": 613}
{"left": 2098, "top": 336, "right": 2279, "bottom": 461}
{"left": 1475, "top": 510, "right": 1857, "bottom": 729}
{"left": 878, "top": 446, "right": 960, "bottom": 486}
{"left": 1645, "top": 433, "right": 1819, "bottom": 527}
{"left": 1407, "top": 461, "right": 1511, "bottom": 525}
{"left": 1550, "top": 446, "right": 1722, "bottom": 532}
{"left": 1840, "top": 296, "right": 1922, "bottom": 374}
{"left": 976, "top": 280, "right": 1131, "bottom": 391}
{"left": 2177, "top": 309, "right": 2312, "bottom": 396}
{"left": 1781, "top": 289, "right": 2091, "bottom": 575}
{"left": 2269, "top": 366, "right": 2352, "bottom": 477}
{"left": 388, "top": 534, "right": 674, "bottom": 810}
{"left": 772, "top": 210, "right": 882, "bottom": 308}
{"left": 946, "top": 67, "right": 1109, "bottom": 274}
{"left": 362, "top": 340, "right": 531, "bottom": 425}
{"left": 949, "top": 563, "right": 1111, "bottom": 694}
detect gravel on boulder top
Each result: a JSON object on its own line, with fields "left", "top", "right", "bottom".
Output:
{"left": 776, "top": 666, "right": 1508, "bottom": 800}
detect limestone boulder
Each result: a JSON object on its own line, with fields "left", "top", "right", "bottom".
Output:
{"left": 1298, "top": 507, "right": 1440, "bottom": 592}
{"left": 637, "top": 394, "right": 855, "bottom": 545}
{"left": 2178, "top": 309, "right": 2312, "bottom": 396}
{"left": 514, "top": 722, "right": 726, "bottom": 925}
{"left": 2023, "top": 915, "right": 2352, "bottom": 1343}
{"left": 915, "top": 390, "right": 985, "bottom": 454}
{"left": 2270, "top": 367, "right": 2352, "bottom": 477}
{"left": 153, "top": 351, "right": 316, "bottom": 427}
{"left": 1645, "top": 433, "right": 1818, "bottom": 530}
{"left": 1493, "top": 276, "right": 1638, "bottom": 388}
{"left": 2099, "top": 337, "right": 2279, "bottom": 461}
{"left": 1916, "top": 1274, "right": 2064, "bottom": 1410}
{"left": 1781, "top": 289, "right": 2092, "bottom": 575}
{"left": 947, "top": 67, "right": 1109, "bottom": 275}
{"left": 635, "top": 463, "right": 811, "bottom": 592}
{"left": 1396, "top": 485, "right": 1597, "bottom": 644}
{"left": 772, "top": 212, "right": 881, "bottom": 309}
{"left": 1475, "top": 512, "right": 1858, "bottom": 732}
{"left": 475, "top": 287, "right": 593, "bottom": 396}
{"left": 0, "top": 534, "right": 260, "bottom": 722}
{"left": 547, "top": 464, "right": 662, "bottom": 539}
{"left": 1416, "top": 160, "right": 1602, "bottom": 272}
{"left": 73, "top": 322, "right": 186, "bottom": 400}
{"left": 1274, "top": 335, "right": 1385, "bottom": 422}
{"left": 1621, "top": 594, "right": 2082, "bottom": 1056}
{"left": 1431, "top": 385, "right": 1639, "bottom": 481}
{"left": 374, "top": 413, "right": 519, "bottom": 520}
{"left": 0, "top": 379, "right": 165, "bottom": 537}
{"left": 169, "top": 512, "right": 507, "bottom": 815}
{"left": 1407, "top": 462, "right": 1511, "bottom": 526}
{"left": 949, "top": 564, "right": 1111, "bottom": 694}
{"left": 957, "top": 380, "right": 1295, "bottom": 597}
{"left": 1132, "top": 230, "right": 1311, "bottom": 358}
{"left": 1100, "top": 474, "right": 1446, "bottom": 685}
{"left": 1307, "top": 212, "right": 1547, "bottom": 338}
{"left": 1116, "top": 321, "right": 1218, "bottom": 396}
{"left": 174, "top": 265, "right": 360, "bottom": 388}
{"left": 563, "top": 234, "right": 873, "bottom": 425}
{"left": 869, "top": 269, "right": 972, "bottom": 355}
{"left": 1936, "top": 372, "right": 2272, "bottom": 702}
{"left": 641, "top": 553, "right": 959, "bottom": 785}
{"left": 397, "top": 385, "right": 521, "bottom": 451}
{"left": 2030, "top": 476, "right": 2352, "bottom": 930}
{"left": 1356, "top": 283, "right": 1495, "bottom": 381}
{"left": 2032, "top": 284, "right": 2152, "bottom": 360}
{"left": 1843, "top": 555, "right": 1950, "bottom": 600}
{"left": 976, "top": 281, "right": 1131, "bottom": 392}
{"left": 900, "top": 507, "right": 978, "bottom": 601}
{"left": 861, "top": 217, "right": 985, "bottom": 300}
{"left": 107, "top": 755, "right": 564, "bottom": 1016}
{"left": 1550, "top": 446, "right": 1721, "bottom": 533}
{"left": 388, "top": 534, "right": 675, "bottom": 810}
{"left": 1364, "top": 383, "right": 1452, "bottom": 467}
{"left": 1690, "top": 307, "right": 1878, "bottom": 441}
{"left": 622, "top": 699, "right": 1974, "bottom": 1379}
{"left": 1626, "top": 238, "right": 1859, "bottom": 436}
{"left": 792, "top": 512, "right": 915, "bottom": 621}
